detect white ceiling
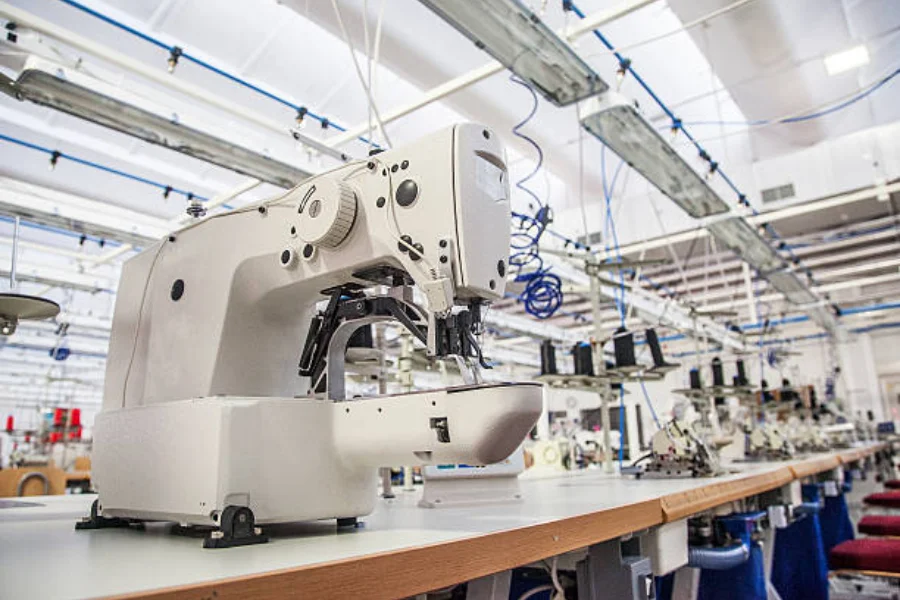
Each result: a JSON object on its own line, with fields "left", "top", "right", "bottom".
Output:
{"left": 0, "top": 0, "right": 898, "bottom": 410}
{"left": 669, "top": 0, "right": 900, "bottom": 157}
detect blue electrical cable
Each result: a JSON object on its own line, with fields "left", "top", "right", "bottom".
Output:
{"left": 57, "top": 0, "right": 379, "bottom": 148}
{"left": 600, "top": 144, "right": 627, "bottom": 326}
{"left": 0, "top": 214, "right": 121, "bottom": 247}
{"left": 681, "top": 68, "right": 899, "bottom": 127}
{"left": 509, "top": 76, "right": 546, "bottom": 211}
{"left": 0, "top": 133, "right": 206, "bottom": 201}
{"left": 509, "top": 212, "right": 564, "bottom": 319}
{"left": 639, "top": 379, "right": 662, "bottom": 429}
{"left": 599, "top": 143, "right": 631, "bottom": 466}
{"left": 3, "top": 341, "right": 109, "bottom": 359}
{"left": 507, "top": 77, "right": 564, "bottom": 319}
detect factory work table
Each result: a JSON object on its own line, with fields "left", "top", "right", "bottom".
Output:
{"left": 0, "top": 443, "right": 884, "bottom": 600}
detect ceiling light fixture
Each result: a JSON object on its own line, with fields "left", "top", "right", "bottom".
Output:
{"left": 417, "top": 0, "right": 608, "bottom": 106}
{"left": 705, "top": 217, "right": 837, "bottom": 331}
{"left": 766, "top": 270, "right": 818, "bottom": 305}
{"left": 706, "top": 217, "right": 786, "bottom": 274}
{"left": 581, "top": 93, "right": 731, "bottom": 218}
{"left": 0, "top": 177, "right": 168, "bottom": 246}
{"left": 1, "top": 56, "right": 312, "bottom": 189}
{"left": 824, "top": 44, "right": 869, "bottom": 76}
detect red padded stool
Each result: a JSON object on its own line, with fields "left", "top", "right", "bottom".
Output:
{"left": 863, "top": 491, "right": 900, "bottom": 509}
{"left": 885, "top": 480, "right": 900, "bottom": 490}
{"left": 858, "top": 515, "right": 900, "bottom": 537}
{"left": 830, "top": 539, "right": 900, "bottom": 573}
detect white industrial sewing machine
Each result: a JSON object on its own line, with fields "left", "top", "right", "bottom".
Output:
{"left": 82, "top": 124, "right": 543, "bottom": 547}
{"left": 746, "top": 422, "right": 794, "bottom": 460}
{"left": 625, "top": 419, "right": 721, "bottom": 478}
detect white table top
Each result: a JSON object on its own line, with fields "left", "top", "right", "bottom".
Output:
{"left": 0, "top": 445, "right": 880, "bottom": 600}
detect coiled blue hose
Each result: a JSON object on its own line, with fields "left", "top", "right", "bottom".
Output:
{"left": 508, "top": 76, "right": 563, "bottom": 319}
{"left": 509, "top": 76, "right": 545, "bottom": 211}
{"left": 510, "top": 211, "right": 563, "bottom": 319}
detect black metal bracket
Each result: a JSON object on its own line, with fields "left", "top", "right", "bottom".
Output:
{"left": 203, "top": 506, "right": 268, "bottom": 549}
{"left": 75, "top": 499, "right": 142, "bottom": 531}
{"left": 298, "top": 289, "right": 428, "bottom": 392}
{"left": 431, "top": 302, "right": 492, "bottom": 369}
{"left": 298, "top": 290, "right": 492, "bottom": 394}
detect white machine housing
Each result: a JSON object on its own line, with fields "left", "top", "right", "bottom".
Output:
{"left": 93, "top": 124, "right": 543, "bottom": 525}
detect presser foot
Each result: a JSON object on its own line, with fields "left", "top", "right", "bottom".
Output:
{"left": 75, "top": 499, "right": 144, "bottom": 531}
{"left": 203, "top": 506, "right": 269, "bottom": 549}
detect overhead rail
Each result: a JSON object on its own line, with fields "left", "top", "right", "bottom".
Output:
{"left": 55, "top": 0, "right": 378, "bottom": 149}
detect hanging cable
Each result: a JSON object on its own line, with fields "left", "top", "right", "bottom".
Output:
{"left": 508, "top": 76, "right": 563, "bottom": 319}
{"left": 600, "top": 145, "right": 627, "bottom": 326}
{"left": 509, "top": 76, "right": 546, "bottom": 211}
{"left": 639, "top": 379, "right": 662, "bottom": 429}
{"left": 681, "top": 67, "right": 899, "bottom": 128}
{"left": 510, "top": 212, "right": 563, "bottom": 319}
{"left": 331, "top": 0, "right": 393, "bottom": 148}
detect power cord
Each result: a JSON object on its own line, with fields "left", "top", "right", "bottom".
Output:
{"left": 508, "top": 76, "right": 563, "bottom": 319}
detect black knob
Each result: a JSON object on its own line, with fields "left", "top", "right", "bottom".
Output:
{"left": 398, "top": 235, "right": 412, "bottom": 253}
{"left": 396, "top": 179, "right": 419, "bottom": 207}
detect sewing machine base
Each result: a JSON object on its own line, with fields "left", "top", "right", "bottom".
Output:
{"left": 89, "top": 384, "right": 542, "bottom": 527}
{"left": 419, "top": 448, "right": 526, "bottom": 508}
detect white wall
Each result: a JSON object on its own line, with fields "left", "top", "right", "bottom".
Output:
{"left": 871, "top": 329, "right": 900, "bottom": 422}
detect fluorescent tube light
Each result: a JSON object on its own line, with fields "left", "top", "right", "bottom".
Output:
{"left": 766, "top": 270, "right": 818, "bottom": 305}
{"left": 0, "top": 176, "right": 168, "bottom": 246}
{"left": 418, "top": 0, "right": 608, "bottom": 106}
{"left": 824, "top": 45, "right": 869, "bottom": 76}
{"left": 808, "top": 305, "right": 839, "bottom": 332}
{"left": 581, "top": 93, "right": 730, "bottom": 218}
{"left": 707, "top": 217, "right": 837, "bottom": 332}
{"left": 2, "top": 56, "right": 312, "bottom": 188}
{"left": 706, "top": 217, "right": 785, "bottom": 274}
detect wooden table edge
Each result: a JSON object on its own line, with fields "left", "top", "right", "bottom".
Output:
{"left": 660, "top": 467, "right": 794, "bottom": 522}
{"left": 789, "top": 456, "right": 841, "bottom": 479}
{"left": 84, "top": 448, "right": 882, "bottom": 598}
{"left": 106, "top": 499, "right": 664, "bottom": 600}
{"left": 837, "top": 443, "right": 885, "bottom": 464}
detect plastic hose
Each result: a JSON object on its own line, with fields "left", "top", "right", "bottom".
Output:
{"left": 688, "top": 543, "right": 750, "bottom": 570}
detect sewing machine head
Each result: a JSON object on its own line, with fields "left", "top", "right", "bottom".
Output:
{"left": 641, "top": 419, "right": 721, "bottom": 478}
{"left": 104, "top": 124, "right": 512, "bottom": 408}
